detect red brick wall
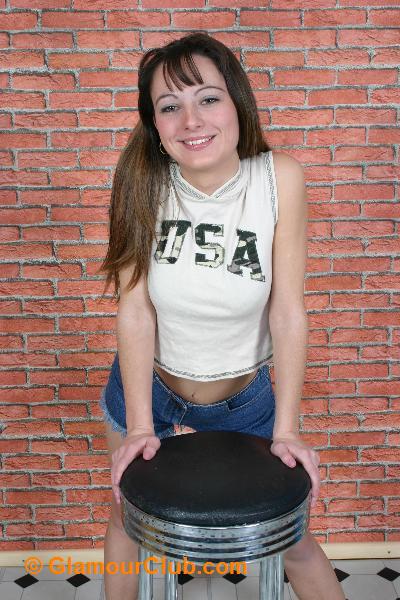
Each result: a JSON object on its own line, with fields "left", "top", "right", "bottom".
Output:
{"left": 0, "top": 1, "right": 399, "bottom": 550}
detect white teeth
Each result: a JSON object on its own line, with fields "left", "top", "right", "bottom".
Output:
{"left": 184, "top": 136, "right": 212, "bottom": 146}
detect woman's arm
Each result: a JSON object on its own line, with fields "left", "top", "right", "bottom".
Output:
{"left": 117, "top": 264, "right": 157, "bottom": 434}
{"left": 111, "top": 264, "right": 160, "bottom": 503}
{"left": 268, "top": 151, "right": 320, "bottom": 506}
{"left": 268, "top": 151, "right": 308, "bottom": 437}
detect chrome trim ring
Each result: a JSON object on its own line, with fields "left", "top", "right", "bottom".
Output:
{"left": 121, "top": 492, "right": 311, "bottom": 564}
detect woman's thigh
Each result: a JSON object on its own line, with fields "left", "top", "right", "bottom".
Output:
{"left": 103, "top": 421, "right": 126, "bottom": 527}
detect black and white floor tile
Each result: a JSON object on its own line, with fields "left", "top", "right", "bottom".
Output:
{"left": 0, "top": 559, "right": 399, "bottom": 599}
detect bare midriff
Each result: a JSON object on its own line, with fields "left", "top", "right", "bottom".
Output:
{"left": 153, "top": 363, "right": 259, "bottom": 405}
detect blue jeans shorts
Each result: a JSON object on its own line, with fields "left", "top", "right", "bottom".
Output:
{"left": 99, "top": 354, "right": 276, "bottom": 441}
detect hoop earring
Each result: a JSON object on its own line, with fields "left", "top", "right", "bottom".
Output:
{"left": 159, "top": 142, "right": 167, "bottom": 155}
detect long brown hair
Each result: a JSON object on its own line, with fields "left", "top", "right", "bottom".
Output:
{"left": 99, "top": 32, "right": 271, "bottom": 300}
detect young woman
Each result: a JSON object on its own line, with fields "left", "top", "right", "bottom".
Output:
{"left": 99, "top": 32, "right": 344, "bottom": 600}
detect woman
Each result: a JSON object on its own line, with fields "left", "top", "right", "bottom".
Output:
{"left": 99, "top": 32, "right": 344, "bottom": 600}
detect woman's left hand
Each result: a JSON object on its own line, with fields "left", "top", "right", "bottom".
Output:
{"left": 270, "top": 433, "right": 320, "bottom": 508}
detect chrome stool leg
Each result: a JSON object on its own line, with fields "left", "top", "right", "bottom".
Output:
{"left": 138, "top": 545, "right": 153, "bottom": 600}
{"left": 259, "top": 553, "right": 284, "bottom": 600}
{"left": 164, "top": 559, "right": 178, "bottom": 600}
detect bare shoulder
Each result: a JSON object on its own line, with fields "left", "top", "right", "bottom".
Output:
{"left": 271, "top": 150, "right": 305, "bottom": 187}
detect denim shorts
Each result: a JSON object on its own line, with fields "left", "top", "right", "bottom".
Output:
{"left": 99, "top": 353, "right": 276, "bottom": 441}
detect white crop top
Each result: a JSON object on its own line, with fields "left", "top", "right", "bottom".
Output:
{"left": 147, "top": 150, "right": 278, "bottom": 381}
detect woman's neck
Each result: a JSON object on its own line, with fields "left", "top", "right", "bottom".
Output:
{"left": 178, "top": 154, "right": 240, "bottom": 196}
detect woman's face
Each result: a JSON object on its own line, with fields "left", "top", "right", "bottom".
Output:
{"left": 150, "top": 54, "right": 240, "bottom": 181}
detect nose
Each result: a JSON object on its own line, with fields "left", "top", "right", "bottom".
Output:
{"left": 181, "top": 104, "right": 204, "bottom": 130}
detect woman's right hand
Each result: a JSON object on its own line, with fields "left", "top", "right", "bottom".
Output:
{"left": 111, "top": 427, "right": 161, "bottom": 505}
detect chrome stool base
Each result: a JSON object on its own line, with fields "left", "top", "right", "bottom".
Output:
{"left": 123, "top": 494, "right": 310, "bottom": 600}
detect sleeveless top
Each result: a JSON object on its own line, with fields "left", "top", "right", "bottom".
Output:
{"left": 147, "top": 150, "right": 278, "bottom": 381}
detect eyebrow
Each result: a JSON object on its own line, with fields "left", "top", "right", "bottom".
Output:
{"left": 155, "top": 85, "right": 226, "bottom": 107}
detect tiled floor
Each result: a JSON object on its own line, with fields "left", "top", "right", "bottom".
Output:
{"left": 0, "top": 559, "right": 399, "bottom": 599}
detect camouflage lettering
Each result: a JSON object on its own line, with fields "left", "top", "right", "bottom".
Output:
{"left": 154, "top": 220, "right": 191, "bottom": 264}
{"left": 227, "top": 229, "right": 265, "bottom": 282}
{"left": 195, "top": 223, "right": 224, "bottom": 268}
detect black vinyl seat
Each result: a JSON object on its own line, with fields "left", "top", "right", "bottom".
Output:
{"left": 120, "top": 430, "right": 311, "bottom": 526}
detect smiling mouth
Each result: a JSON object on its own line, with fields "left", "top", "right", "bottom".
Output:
{"left": 181, "top": 135, "right": 216, "bottom": 148}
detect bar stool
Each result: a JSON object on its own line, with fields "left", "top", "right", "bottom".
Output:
{"left": 120, "top": 430, "right": 311, "bottom": 600}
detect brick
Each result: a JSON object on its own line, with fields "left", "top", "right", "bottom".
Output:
{"left": 50, "top": 169, "right": 109, "bottom": 186}
{"left": 28, "top": 334, "right": 85, "bottom": 351}
{"left": 7, "top": 523, "right": 63, "bottom": 537}
{"left": 49, "top": 52, "right": 108, "bottom": 70}
{"left": 273, "top": 109, "right": 334, "bottom": 127}
{"left": 172, "top": 11, "right": 235, "bottom": 29}
{"left": 333, "top": 257, "right": 390, "bottom": 272}
{"left": 210, "top": 0, "right": 271, "bottom": 5}
{"left": 275, "top": 30, "right": 335, "bottom": 48}
{"left": 329, "top": 498, "right": 383, "bottom": 513}
{"left": 336, "top": 108, "right": 396, "bottom": 125}
{"left": 25, "top": 299, "right": 84, "bottom": 315}
{"left": 31, "top": 403, "right": 88, "bottom": 419}
{"left": 245, "top": 51, "right": 304, "bottom": 69}
{"left": 50, "top": 92, "right": 112, "bottom": 109}
{"left": 329, "top": 398, "right": 388, "bottom": 414}
{"left": 336, "top": 183, "right": 394, "bottom": 201}
{"left": 13, "top": 33, "right": 73, "bottom": 49}
{"left": 111, "top": 51, "right": 142, "bottom": 68}
{"left": 80, "top": 149, "right": 119, "bottom": 168}
{"left": 340, "top": 0, "right": 399, "bottom": 4}
{"left": 276, "top": 69, "right": 335, "bottom": 87}
{"left": 330, "top": 465, "right": 384, "bottom": 480}
{"left": 0, "top": 133, "right": 46, "bottom": 150}
{"left": 255, "top": 90, "right": 305, "bottom": 107}
{"left": 304, "top": 8, "right": 366, "bottom": 26}
{"left": 241, "top": 10, "right": 300, "bottom": 27}
{"left": 0, "top": 50, "right": 44, "bottom": 68}
{"left": 304, "top": 166, "right": 362, "bottom": 181}
{"left": 368, "top": 164, "right": 398, "bottom": 181}
{"left": 339, "top": 69, "right": 397, "bottom": 86}
{"left": 32, "top": 472, "right": 90, "bottom": 487}
{"left": 15, "top": 112, "right": 77, "bottom": 130}
{"left": 309, "top": 89, "right": 367, "bottom": 106}
{"left": 80, "top": 70, "right": 138, "bottom": 90}
{"left": 7, "top": 490, "right": 62, "bottom": 505}
{"left": 306, "top": 126, "right": 366, "bottom": 145}
{"left": 59, "top": 352, "right": 115, "bottom": 368}
{"left": 22, "top": 225, "right": 81, "bottom": 241}
{"left": 14, "top": 73, "right": 75, "bottom": 90}
{"left": 0, "top": 171, "right": 48, "bottom": 186}
{"left": 12, "top": 0, "right": 70, "bottom": 6}
{"left": 19, "top": 151, "right": 77, "bottom": 169}
{"left": 336, "top": 146, "right": 394, "bottom": 163}
{"left": 373, "top": 86, "right": 400, "bottom": 105}
{"left": 35, "top": 506, "right": 90, "bottom": 521}
{"left": 359, "top": 381, "right": 399, "bottom": 397}
{"left": 108, "top": 10, "right": 170, "bottom": 28}
{"left": 64, "top": 454, "right": 109, "bottom": 469}
{"left": 0, "top": 11, "right": 38, "bottom": 32}
{"left": 0, "top": 387, "right": 54, "bottom": 403}
{"left": 338, "top": 28, "right": 399, "bottom": 47}
{"left": 0, "top": 507, "right": 32, "bottom": 522}
{"left": 373, "top": 48, "right": 400, "bottom": 65}
{"left": 30, "top": 370, "right": 86, "bottom": 385}
{"left": 1, "top": 281, "right": 54, "bottom": 296}
{"left": 271, "top": 0, "right": 336, "bottom": 9}
{"left": 42, "top": 10, "right": 104, "bottom": 29}
{"left": 307, "top": 48, "right": 370, "bottom": 67}
{"left": 77, "top": 31, "right": 139, "bottom": 49}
